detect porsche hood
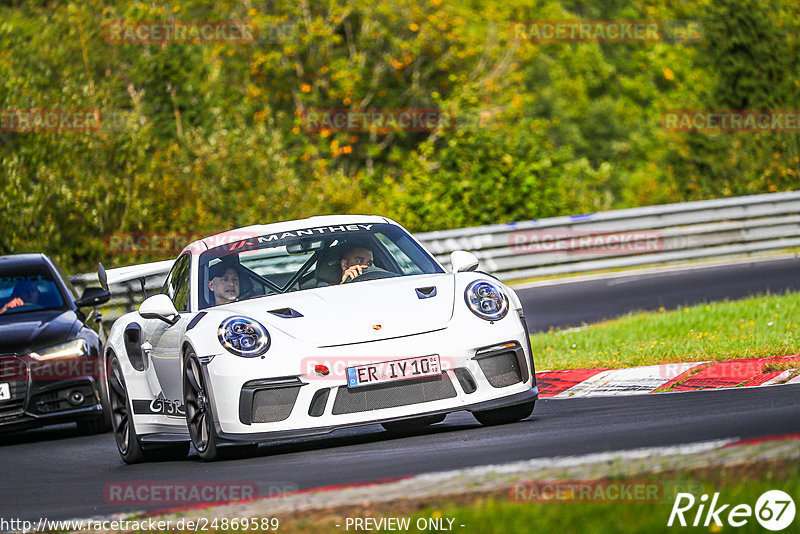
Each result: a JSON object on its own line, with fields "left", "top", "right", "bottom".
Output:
{"left": 215, "top": 274, "right": 455, "bottom": 347}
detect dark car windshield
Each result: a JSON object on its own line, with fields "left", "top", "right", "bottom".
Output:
{"left": 0, "top": 265, "right": 66, "bottom": 319}
{"left": 198, "top": 222, "right": 444, "bottom": 309}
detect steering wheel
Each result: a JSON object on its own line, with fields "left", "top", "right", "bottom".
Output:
{"left": 341, "top": 266, "right": 400, "bottom": 284}
{"left": 7, "top": 302, "right": 43, "bottom": 312}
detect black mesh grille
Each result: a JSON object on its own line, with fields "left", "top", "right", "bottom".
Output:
{"left": 332, "top": 373, "right": 456, "bottom": 415}
{"left": 0, "top": 356, "right": 27, "bottom": 420}
{"left": 251, "top": 386, "right": 301, "bottom": 423}
{"left": 477, "top": 351, "right": 523, "bottom": 388}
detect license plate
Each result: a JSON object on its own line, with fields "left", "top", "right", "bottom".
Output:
{"left": 0, "top": 383, "right": 9, "bottom": 401}
{"left": 347, "top": 355, "right": 441, "bottom": 388}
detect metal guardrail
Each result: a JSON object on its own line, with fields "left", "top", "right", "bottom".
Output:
{"left": 71, "top": 191, "right": 800, "bottom": 321}
{"left": 416, "top": 190, "right": 800, "bottom": 280}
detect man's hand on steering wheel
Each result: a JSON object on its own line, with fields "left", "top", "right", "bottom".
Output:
{"left": 0, "top": 297, "right": 24, "bottom": 314}
{"left": 341, "top": 264, "right": 370, "bottom": 284}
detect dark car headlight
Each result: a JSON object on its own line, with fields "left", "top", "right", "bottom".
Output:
{"left": 30, "top": 339, "right": 87, "bottom": 361}
{"left": 218, "top": 316, "right": 270, "bottom": 357}
{"left": 465, "top": 280, "right": 509, "bottom": 321}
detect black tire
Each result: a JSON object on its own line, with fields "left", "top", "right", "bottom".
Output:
{"left": 381, "top": 414, "right": 446, "bottom": 432}
{"left": 145, "top": 442, "right": 191, "bottom": 461}
{"left": 108, "top": 354, "right": 146, "bottom": 464}
{"left": 472, "top": 400, "right": 535, "bottom": 427}
{"left": 183, "top": 350, "right": 219, "bottom": 461}
{"left": 79, "top": 355, "right": 114, "bottom": 435}
{"left": 96, "top": 354, "right": 114, "bottom": 432}
{"left": 218, "top": 443, "right": 259, "bottom": 460}
{"left": 76, "top": 415, "right": 109, "bottom": 435}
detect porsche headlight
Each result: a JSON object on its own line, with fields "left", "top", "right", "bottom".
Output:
{"left": 30, "top": 339, "right": 88, "bottom": 361}
{"left": 218, "top": 316, "right": 270, "bottom": 357}
{"left": 465, "top": 280, "right": 509, "bottom": 321}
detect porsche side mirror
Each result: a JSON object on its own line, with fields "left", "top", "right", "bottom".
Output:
{"left": 450, "top": 250, "right": 479, "bottom": 273}
{"left": 139, "top": 294, "right": 179, "bottom": 326}
{"left": 75, "top": 286, "right": 111, "bottom": 308}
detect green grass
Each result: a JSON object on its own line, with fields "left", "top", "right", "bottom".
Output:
{"left": 271, "top": 464, "right": 799, "bottom": 534}
{"left": 531, "top": 291, "right": 800, "bottom": 370}
{"left": 398, "top": 473, "right": 799, "bottom": 534}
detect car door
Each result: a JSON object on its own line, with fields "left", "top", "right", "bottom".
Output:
{"left": 142, "top": 254, "right": 192, "bottom": 417}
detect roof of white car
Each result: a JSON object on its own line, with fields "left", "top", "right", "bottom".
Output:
{"left": 182, "top": 214, "right": 393, "bottom": 255}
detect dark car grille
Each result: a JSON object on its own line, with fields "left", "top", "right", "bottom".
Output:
{"left": 0, "top": 355, "right": 28, "bottom": 420}
{"left": 332, "top": 372, "right": 457, "bottom": 415}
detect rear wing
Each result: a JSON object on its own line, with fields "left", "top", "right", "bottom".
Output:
{"left": 98, "top": 259, "right": 174, "bottom": 298}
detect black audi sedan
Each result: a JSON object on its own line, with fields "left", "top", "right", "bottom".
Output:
{"left": 0, "top": 254, "right": 111, "bottom": 434}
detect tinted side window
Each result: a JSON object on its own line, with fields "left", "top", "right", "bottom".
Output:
{"left": 162, "top": 255, "right": 191, "bottom": 312}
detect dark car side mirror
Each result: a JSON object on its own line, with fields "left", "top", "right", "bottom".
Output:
{"left": 76, "top": 286, "right": 111, "bottom": 308}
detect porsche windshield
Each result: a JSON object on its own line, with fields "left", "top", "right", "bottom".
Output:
{"left": 0, "top": 266, "right": 66, "bottom": 318}
{"left": 198, "top": 223, "right": 444, "bottom": 309}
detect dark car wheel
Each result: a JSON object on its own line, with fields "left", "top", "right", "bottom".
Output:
{"left": 76, "top": 416, "right": 109, "bottom": 435}
{"left": 473, "top": 400, "right": 535, "bottom": 427}
{"left": 381, "top": 414, "right": 446, "bottom": 432}
{"left": 108, "top": 354, "right": 146, "bottom": 463}
{"left": 77, "top": 357, "right": 114, "bottom": 435}
{"left": 184, "top": 350, "right": 219, "bottom": 461}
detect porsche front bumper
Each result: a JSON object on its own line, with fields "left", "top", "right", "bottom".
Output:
{"left": 202, "top": 313, "right": 537, "bottom": 442}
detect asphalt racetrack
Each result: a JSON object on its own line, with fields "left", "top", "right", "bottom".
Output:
{"left": 519, "top": 257, "right": 800, "bottom": 332}
{"left": 3, "top": 385, "right": 799, "bottom": 521}
{"left": 1, "top": 257, "right": 799, "bottom": 521}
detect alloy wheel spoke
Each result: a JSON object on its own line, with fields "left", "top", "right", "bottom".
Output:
{"left": 114, "top": 414, "right": 128, "bottom": 434}
{"left": 108, "top": 376, "right": 125, "bottom": 398}
{"left": 199, "top": 413, "right": 208, "bottom": 447}
{"left": 189, "top": 407, "right": 203, "bottom": 425}
{"left": 185, "top": 364, "right": 202, "bottom": 394}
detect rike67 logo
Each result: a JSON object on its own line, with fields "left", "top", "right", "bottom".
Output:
{"left": 668, "top": 490, "right": 796, "bottom": 531}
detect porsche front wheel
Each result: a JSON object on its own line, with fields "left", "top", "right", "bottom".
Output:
{"left": 183, "top": 351, "right": 219, "bottom": 461}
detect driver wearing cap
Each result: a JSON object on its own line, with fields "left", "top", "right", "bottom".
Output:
{"left": 208, "top": 258, "right": 241, "bottom": 305}
{"left": 340, "top": 246, "right": 374, "bottom": 284}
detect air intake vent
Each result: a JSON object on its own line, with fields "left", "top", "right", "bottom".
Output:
{"left": 415, "top": 287, "right": 437, "bottom": 299}
{"left": 476, "top": 351, "right": 523, "bottom": 388}
{"left": 268, "top": 308, "right": 304, "bottom": 318}
{"left": 454, "top": 368, "right": 478, "bottom": 394}
{"left": 332, "top": 373, "right": 456, "bottom": 415}
{"left": 308, "top": 388, "right": 330, "bottom": 417}
{"left": 251, "top": 387, "right": 301, "bottom": 423}
{"left": 239, "top": 377, "right": 305, "bottom": 424}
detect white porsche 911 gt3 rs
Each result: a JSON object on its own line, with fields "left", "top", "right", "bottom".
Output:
{"left": 100, "top": 216, "right": 538, "bottom": 462}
